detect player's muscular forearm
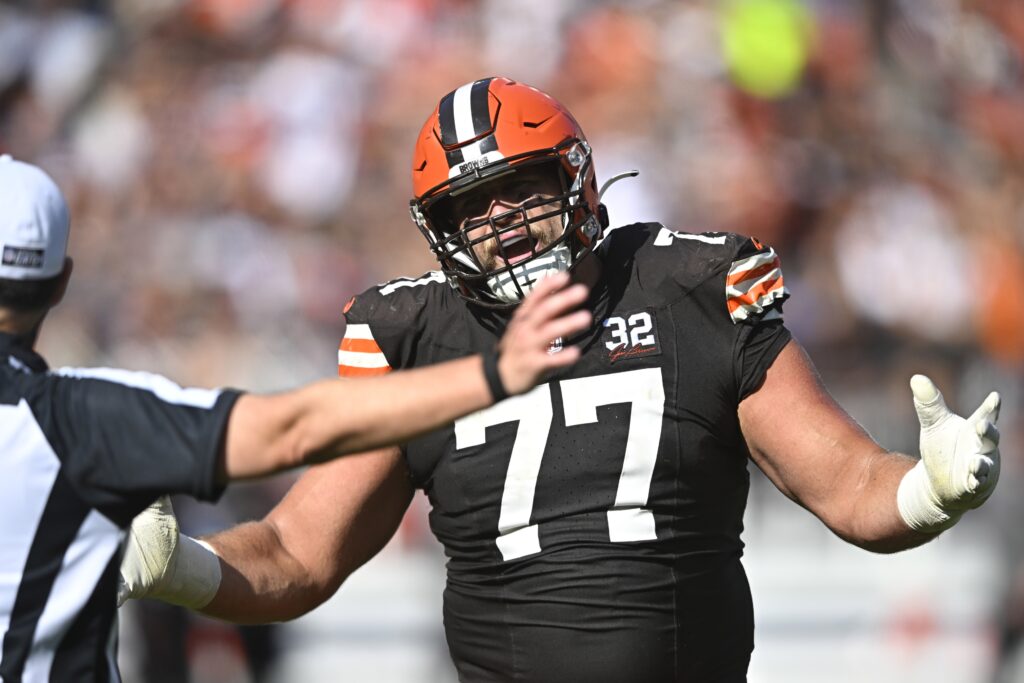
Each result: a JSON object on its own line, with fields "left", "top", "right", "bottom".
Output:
{"left": 203, "top": 449, "right": 414, "bottom": 623}
{"left": 741, "top": 341, "right": 1001, "bottom": 552}
{"left": 743, "top": 370, "right": 927, "bottom": 552}
{"left": 119, "top": 449, "right": 414, "bottom": 619}
{"left": 194, "top": 520, "right": 315, "bottom": 623}
{"left": 812, "top": 445, "right": 927, "bottom": 553}
{"left": 198, "top": 518, "right": 333, "bottom": 623}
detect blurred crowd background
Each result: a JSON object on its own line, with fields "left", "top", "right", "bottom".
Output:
{"left": 2, "top": 0, "right": 1023, "bottom": 681}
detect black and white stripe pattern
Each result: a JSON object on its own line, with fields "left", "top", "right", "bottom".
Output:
{"left": 0, "top": 335, "right": 239, "bottom": 682}
{"left": 438, "top": 78, "right": 501, "bottom": 177}
{"left": 0, "top": 401, "right": 123, "bottom": 683}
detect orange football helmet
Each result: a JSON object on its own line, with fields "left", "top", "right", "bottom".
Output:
{"left": 409, "top": 77, "right": 607, "bottom": 308}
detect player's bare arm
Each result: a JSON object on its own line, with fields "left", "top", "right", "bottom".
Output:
{"left": 118, "top": 447, "right": 411, "bottom": 619}
{"left": 202, "top": 447, "right": 413, "bottom": 623}
{"left": 739, "top": 339, "right": 1001, "bottom": 552}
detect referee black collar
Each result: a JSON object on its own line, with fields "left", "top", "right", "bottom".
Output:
{"left": 0, "top": 332, "right": 49, "bottom": 373}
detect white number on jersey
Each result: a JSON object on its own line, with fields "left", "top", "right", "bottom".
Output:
{"left": 454, "top": 368, "right": 665, "bottom": 561}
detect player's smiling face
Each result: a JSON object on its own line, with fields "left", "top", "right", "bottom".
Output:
{"left": 449, "top": 164, "right": 565, "bottom": 272}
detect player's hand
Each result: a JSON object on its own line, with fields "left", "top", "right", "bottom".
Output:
{"left": 497, "top": 272, "right": 591, "bottom": 395}
{"left": 118, "top": 496, "right": 221, "bottom": 609}
{"left": 897, "top": 375, "right": 1001, "bottom": 533}
{"left": 118, "top": 496, "right": 180, "bottom": 606}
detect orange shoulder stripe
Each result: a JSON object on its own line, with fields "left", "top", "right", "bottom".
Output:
{"left": 338, "top": 365, "right": 392, "bottom": 378}
{"left": 726, "top": 256, "right": 781, "bottom": 287}
{"left": 727, "top": 277, "right": 785, "bottom": 312}
{"left": 339, "top": 337, "right": 383, "bottom": 354}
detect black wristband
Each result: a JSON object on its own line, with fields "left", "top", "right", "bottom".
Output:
{"left": 482, "top": 348, "right": 510, "bottom": 403}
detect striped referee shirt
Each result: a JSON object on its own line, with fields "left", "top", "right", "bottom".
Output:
{"left": 0, "top": 333, "right": 240, "bottom": 683}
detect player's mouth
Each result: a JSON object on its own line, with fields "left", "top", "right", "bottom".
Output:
{"left": 495, "top": 232, "right": 536, "bottom": 266}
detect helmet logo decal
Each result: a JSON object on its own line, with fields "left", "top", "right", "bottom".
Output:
{"left": 439, "top": 78, "right": 503, "bottom": 178}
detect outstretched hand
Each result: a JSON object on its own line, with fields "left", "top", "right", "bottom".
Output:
{"left": 497, "top": 272, "right": 591, "bottom": 396}
{"left": 118, "top": 495, "right": 222, "bottom": 609}
{"left": 911, "top": 374, "right": 1001, "bottom": 510}
{"left": 898, "top": 374, "right": 1001, "bottom": 532}
{"left": 118, "top": 496, "right": 180, "bottom": 607}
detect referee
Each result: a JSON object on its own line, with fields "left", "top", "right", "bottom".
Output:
{"left": 0, "top": 157, "right": 590, "bottom": 682}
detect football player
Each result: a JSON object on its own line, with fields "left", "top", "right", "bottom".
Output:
{"left": 121, "top": 78, "right": 1002, "bottom": 682}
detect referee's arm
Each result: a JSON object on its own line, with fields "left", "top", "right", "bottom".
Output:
{"left": 49, "top": 275, "right": 588, "bottom": 517}
{"left": 220, "top": 275, "right": 590, "bottom": 479}
{"left": 220, "top": 353, "right": 502, "bottom": 480}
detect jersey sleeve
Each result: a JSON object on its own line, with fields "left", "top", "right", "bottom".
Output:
{"left": 647, "top": 226, "right": 793, "bottom": 402}
{"left": 337, "top": 317, "right": 392, "bottom": 377}
{"left": 724, "top": 236, "right": 792, "bottom": 400}
{"left": 338, "top": 280, "right": 431, "bottom": 376}
{"left": 724, "top": 237, "right": 788, "bottom": 324}
{"left": 27, "top": 368, "right": 242, "bottom": 527}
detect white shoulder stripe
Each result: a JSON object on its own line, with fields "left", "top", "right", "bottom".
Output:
{"left": 343, "top": 324, "right": 376, "bottom": 341}
{"left": 728, "top": 249, "right": 778, "bottom": 277}
{"left": 337, "top": 350, "right": 390, "bottom": 369}
{"left": 726, "top": 267, "right": 782, "bottom": 297}
{"left": 378, "top": 271, "right": 446, "bottom": 296}
{"left": 52, "top": 367, "right": 220, "bottom": 409}
{"left": 653, "top": 227, "right": 728, "bottom": 246}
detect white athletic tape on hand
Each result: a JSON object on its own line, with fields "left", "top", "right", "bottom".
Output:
{"left": 897, "top": 375, "right": 1001, "bottom": 534}
{"left": 118, "top": 496, "right": 222, "bottom": 609}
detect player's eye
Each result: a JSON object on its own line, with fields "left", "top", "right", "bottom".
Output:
{"left": 460, "top": 196, "right": 492, "bottom": 220}
{"left": 510, "top": 182, "right": 535, "bottom": 202}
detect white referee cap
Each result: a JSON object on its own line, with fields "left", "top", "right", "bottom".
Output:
{"left": 0, "top": 155, "right": 69, "bottom": 280}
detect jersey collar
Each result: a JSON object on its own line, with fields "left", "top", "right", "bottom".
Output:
{"left": 0, "top": 331, "right": 49, "bottom": 373}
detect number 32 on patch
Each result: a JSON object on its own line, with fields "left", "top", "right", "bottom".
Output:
{"left": 603, "top": 311, "right": 661, "bottom": 363}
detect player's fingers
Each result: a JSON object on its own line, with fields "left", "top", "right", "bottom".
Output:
{"left": 968, "top": 455, "right": 996, "bottom": 495}
{"left": 910, "top": 375, "right": 949, "bottom": 430}
{"left": 975, "top": 419, "right": 1000, "bottom": 454}
{"left": 532, "top": 270, "right": 571, "bottom": 296}
{"left": 529, "top": 283, "right": 588, "bottom": 326}
{"left": 541, "top": 345, "right": 581, "bottom": 369}
{"left": 116, "top": 578, "right": 129, "bottom": 607}
{"left": 971, "top": 454, "right": 993, "bottom": 479}
{"left": 967, "top": 391, "right": 1001, "bottom": 426}
{"left": 540, "top": 310, "right": 592, "bottom": 345}
{"left": 514, "top": 272, "right": 571, "bottom": 320}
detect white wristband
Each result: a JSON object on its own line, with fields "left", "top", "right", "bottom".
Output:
{"left": 896, "top": 460, "right": 961, "bottom": 534}
{"left": 156, "top": 535, "right": 222, "bottom": 610}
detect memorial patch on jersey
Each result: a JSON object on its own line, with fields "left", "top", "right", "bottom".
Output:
{"left": 601, "top": 309, "right": 662, "bottom": 364}
{"left": 337, "top": 324, "right": 391, "bottom": 377}
{"left": 725, "top": 247, "right": 788, "bottom": 323}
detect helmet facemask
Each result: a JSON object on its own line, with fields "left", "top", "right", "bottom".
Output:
{"left": 411, "top": 140, "right": 602, "bottom": 309}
